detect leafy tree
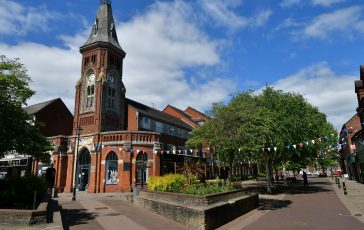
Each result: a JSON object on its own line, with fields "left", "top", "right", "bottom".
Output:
{"left": 187, "top": 87, "right": 336, "bottom": 193}
{"left": 0, "top": 55, "right": 50, "bottom": 162}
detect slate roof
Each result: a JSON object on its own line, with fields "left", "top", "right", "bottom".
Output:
{"left": 81, "top": 1, "right": 123, "bottom": 51}
{"left": 23, "top": 98, "right": 59, "bottom": 115}
{"left": 185, "top": 106, "right": 210, "bottom": 120}
{"left": 126, "top": 98, "right": 193, "bottom": 130}
{"left": 165, "top": 104, "right": 192, "bottom": 119}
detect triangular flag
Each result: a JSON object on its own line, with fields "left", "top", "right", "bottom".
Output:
{"left": 311, "top": 140, "right": 315, "bottom": 144}
{"left": 293, "top": 145, "right": 296, "bottom": 149}
{"left": 267, "top": 148, "right": 271, "bottom": 152}
{"left": 274, "top": 147, "right": 277, "bottom": 152}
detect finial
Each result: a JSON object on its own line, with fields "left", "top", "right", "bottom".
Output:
{"left": 100, "top": 0, "right": 111, "bottom": 5}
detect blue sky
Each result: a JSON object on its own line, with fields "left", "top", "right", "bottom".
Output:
{"left": 1, "top": 0, "right": 363, "bottom": 130}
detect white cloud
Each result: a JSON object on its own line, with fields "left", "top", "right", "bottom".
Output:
{"left": 0, "top": 0, "right": 60, "bottom": 36}
{"left": 273, "top": 62, "right": 357, "bottom": 130}
{"left": 119, "top": 0, "right": 235, "bottom": 111}
{"left": 311, "top": 0, "right": 346, "bottom": 7}
{"left": 200, "top": 0, "right": 248, "bottom": 30}
{"left": 1, "top": 0, "right": 235, "bottom": 114}
{"left": 200, "top": 0, "right": 272, "bottom": 31}
{"left": 250, "top": 10, "right": 273, "bottom": 27}
{"left": 280, "top": 0, "right": 301, "bottom": 8}
{"left": 0, "top": 42, "right": 80, "bottom": 112}
{"left": 302, "top": 6, "right": 364, "bottom": 39}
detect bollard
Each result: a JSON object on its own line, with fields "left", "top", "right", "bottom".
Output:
{"left": 33, "top": 190, "right": 37, "bottom": 210}
{"left": 338, "top": 178, "right": 341, "bottom": 188}
{"left": 53, "top": 187, "right": 58, "bottom": 198}
{"left": 335, "top": 177, "right": 338, "bottom": 184}
{"left": 342, "top": 181, "right": 347, "bottom": 195}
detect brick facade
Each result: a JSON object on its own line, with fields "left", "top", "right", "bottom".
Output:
{"left": 45, "top": 1, "right": 213, "bottom": 194}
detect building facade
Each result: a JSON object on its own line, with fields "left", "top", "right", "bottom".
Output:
{"left": 1, "top": 98, "right": 73, "bottom": 179}
{"left": 48, "top": 1, "right": 213, "bottom": 193}
{"left": 339, "top": 114, "right": 361, "bottom": 180}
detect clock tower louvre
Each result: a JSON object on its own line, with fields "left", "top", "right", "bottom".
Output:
{"left": 73, "top": 0, "right": 126, "bottom": 135}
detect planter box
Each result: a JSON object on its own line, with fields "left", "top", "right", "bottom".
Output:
{"left": 135, "top": 190, "right": 259, "bottom": 230}
{"left": 0, "top": 200, "right": 50, "bottom": 226}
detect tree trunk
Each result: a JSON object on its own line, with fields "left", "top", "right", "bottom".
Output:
{"left": 265, "top": 158, "right": 272, "bottom": 193}
{"left": 274, "top": 166, "right": 279, "bottom": 187}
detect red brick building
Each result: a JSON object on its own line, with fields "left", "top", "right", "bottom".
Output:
{"left": 0, "top": 98, "right": 73, "bottom": 179}
{"left": 339, "top": 114, "right": 361, "bottom": 180}
{"left": 48, "top": 1, "right": 212, "bottom": 193}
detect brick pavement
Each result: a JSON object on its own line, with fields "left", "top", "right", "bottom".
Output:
{"left": 330, "top": 176, "right": 364, "bottom": 223}
{"left": 5, "top": 177, "right": 364, "bottom": 229}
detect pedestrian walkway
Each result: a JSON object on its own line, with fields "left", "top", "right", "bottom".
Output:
{"left": 57, "top": 192, "right": 188, "bottom": 230}
{"left": 219, "top": 177, "right": 364, "bottom": 230}
{"left": 6, "top": 177, "right": 364, "bottom": 229}
{"left": 329, "top": 176, "right": 364, "bottom": 223}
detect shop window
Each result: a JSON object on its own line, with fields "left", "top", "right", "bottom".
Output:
{"left": 106, "top": 152, "right": 118, "bottom": 184}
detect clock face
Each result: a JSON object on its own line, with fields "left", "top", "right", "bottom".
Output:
{"left": 88, "top": 73, "right": 95, "bottom": 82}
{"left": 107, "top": 75, "right": 114, "bottom": 83}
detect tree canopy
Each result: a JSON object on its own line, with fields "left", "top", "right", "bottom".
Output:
{"left": 0, "top": 55, "right": 51, "bottom": 162}
{"left": 187, "top": 87, "right": 338, "bottom": 192}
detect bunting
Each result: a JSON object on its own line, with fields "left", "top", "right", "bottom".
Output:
{"left": 259, "top": 132, "right": 340, "bottom": 153}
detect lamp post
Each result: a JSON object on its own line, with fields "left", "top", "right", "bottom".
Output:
{"left": 72, "top": 125, "right": 83, "bottom": 201}
{"left": 129, "top": 131, "right": 133, "bottom": 192}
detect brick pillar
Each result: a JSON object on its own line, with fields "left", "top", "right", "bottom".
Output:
{"left": 153, "top": 153, "right": 160, "bottom": 176}
{"left": 88, "top": 153, "right": 97, "bottom": 193}
{"left": 64, "top": 155, "right": 75, "bottom": 192}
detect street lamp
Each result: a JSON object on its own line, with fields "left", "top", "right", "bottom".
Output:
{"left": 129, "top": 131, "right": 133, "bottom": 192}
{"left": 72, "top": 125, "right": 83, "bottom": 201}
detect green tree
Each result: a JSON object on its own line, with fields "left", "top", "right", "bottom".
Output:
{"left": 0, "top": 55, "right": 50, "bottom": 162}
{"left": 187, "top": 87, "right": 336, "bottom": 193}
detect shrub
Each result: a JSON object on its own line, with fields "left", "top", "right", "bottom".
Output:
{"left": 257, "top": 172, "right": 266, "bottom": 177}
{"left": 147, "top": 174, "right": 187, "bottom": 193}
{"left": 247, "top": 175, "right": 255, "bottom": 180}
{"left": 181, "top": 183, "right": 241, "bottom": 195}
{"left": 0, "top": 175, "right": 47, "bottom": 209}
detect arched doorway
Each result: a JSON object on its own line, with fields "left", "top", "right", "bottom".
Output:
{"left": 77, "top": 148, "right": 91, "bottom": 191}
{"left": 136, "top": 152, "right": 148, "bottom": 186}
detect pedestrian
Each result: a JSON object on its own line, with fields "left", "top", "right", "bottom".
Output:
{"left": 46, "top": 163, "right": 56, "bottom": 196}
{"left": 303, "top": 171, "right": 308, "bottom": 188}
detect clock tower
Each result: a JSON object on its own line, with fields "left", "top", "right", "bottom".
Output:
{"left": 73, "top": 0, "right": 126, "bottom": 135}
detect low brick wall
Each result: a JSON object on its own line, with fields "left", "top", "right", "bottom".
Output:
{"left": 135, "top": 190, "right": 259, "bottom": 229}
{"left": 0, "top": 200, "right": 49, "bottom": 226}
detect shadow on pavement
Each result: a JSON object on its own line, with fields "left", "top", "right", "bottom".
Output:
{"left": 259, "top": 198, "right": 292, "bottom": 211}
{"left": 60, "top": 206, "right": 98, "bottom": 230}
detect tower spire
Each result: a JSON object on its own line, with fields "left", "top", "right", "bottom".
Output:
{"left": 100, "top": 0, "right": 111, "bottom": 5}
{"left": 81, "top": 0, "right": 122, "bottom": 52}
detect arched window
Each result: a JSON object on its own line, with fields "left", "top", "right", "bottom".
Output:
{"left": 85, "top": 73, "right": 95, "bottom": 109}
{"left": 106, "top": 152, "right": 118, "bottom": 184}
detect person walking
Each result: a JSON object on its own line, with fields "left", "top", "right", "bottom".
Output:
{"left": 46, "top": 163, "right": 56, "bottom": 196}
{"left": 303, "top": 171, "right": 308, "bottom": 188}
